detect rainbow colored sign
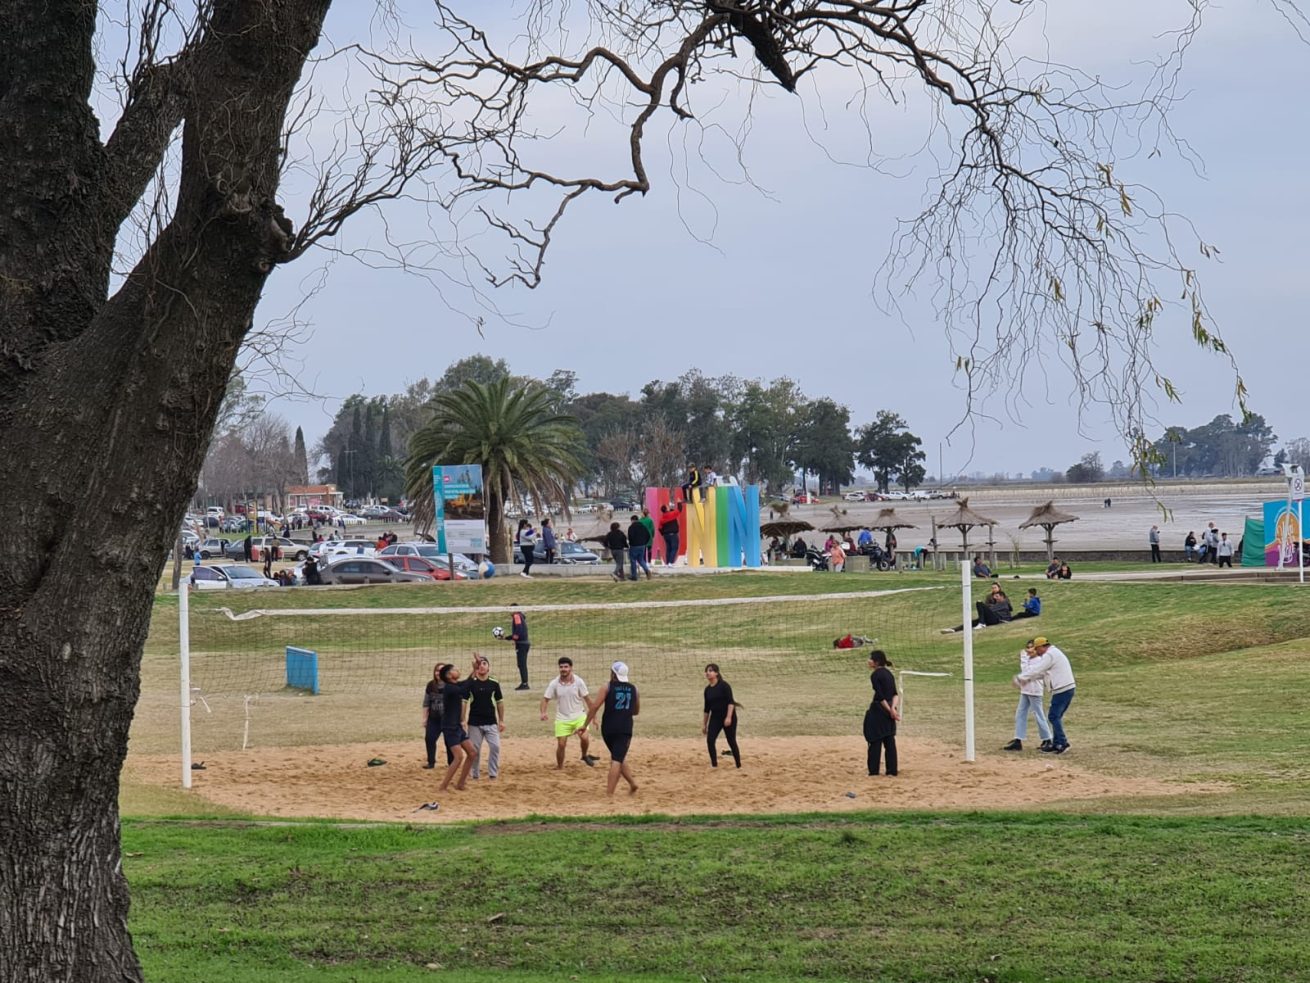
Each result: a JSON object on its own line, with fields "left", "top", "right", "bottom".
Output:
{"left": 644, "top": 485, "right": 762, "bottom": 568}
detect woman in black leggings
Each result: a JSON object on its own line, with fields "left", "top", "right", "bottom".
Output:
{"left": 702, "top": 663, "right": 742, "bottom": 768}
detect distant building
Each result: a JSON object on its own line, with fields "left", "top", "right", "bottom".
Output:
{"left": 286, "top": 484, "right": 344, "bottom": 510}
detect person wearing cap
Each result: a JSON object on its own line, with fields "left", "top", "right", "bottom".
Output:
{"left": 583, "top": 661, "right": 640, "bottom": 795}
{"left": 1013, "top": 637, "right": 1075, "bottom": 754}
{"left": 1003, "top": 640, "right": 1052, "bottom": 752}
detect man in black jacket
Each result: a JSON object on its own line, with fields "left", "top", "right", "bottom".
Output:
{"left": 605, "top": 522, "right": 628, "bottom": 582}
{"left": 627, "top": 514, "right": 653, "bottom": 581}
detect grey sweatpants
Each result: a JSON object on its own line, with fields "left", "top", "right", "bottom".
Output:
{"left": 469, "top": 724, "right": 501, "bottom": 778}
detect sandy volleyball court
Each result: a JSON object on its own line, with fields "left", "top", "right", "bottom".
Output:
{"left": 125, "top": 736, "right": 1217, "bottom": 822}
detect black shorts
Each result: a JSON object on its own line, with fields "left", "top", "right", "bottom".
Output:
{"left": 442, "top": 727, "right": 468, "bottom": 749}
{"left": 602, "top": 732, "right": 632, "bottom": 763}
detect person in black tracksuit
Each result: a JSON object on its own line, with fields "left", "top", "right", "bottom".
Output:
{"left": 502, "top": 605, "right": 531, "bottom": 690}
{"left": 583, "top": 661, "right": 639, "bottom": 796}
{"left": 863, "top": 650, "right": 900, "bottom": 776}
{"left": 422, "top": 662, "right": 454, "bottom": 769}
{"left": 702, "top": 663, "right": 742, "bottom": 768}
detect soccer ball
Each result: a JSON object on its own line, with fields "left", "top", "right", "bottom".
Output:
{"left": 492, "top": 626, "right": 505, "bottom": 639}
{"left": 479, "top": 560, "right": 495, "bottom": 579}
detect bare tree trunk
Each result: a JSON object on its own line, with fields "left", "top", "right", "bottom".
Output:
{"left": 0, "top": 3, "right": 330, "bottom": 979}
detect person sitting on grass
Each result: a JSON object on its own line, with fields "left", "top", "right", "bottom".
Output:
{"left": 972, "top": 554, "right": 992, "bottom": 578}
{"left": 1044, "top": 557, "right": 1062, "bottom": 579}
{"left": 1057, "top": 563, "right": 1072, "bottom": 580}
{"left": 942, "top": 583, "right": 1012, "bottom": 633}
{"left": 1012, "top": 587, "right": 1041, "bottom": 620}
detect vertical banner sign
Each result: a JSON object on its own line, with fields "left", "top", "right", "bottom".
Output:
{"left": 432, "top": 465, "right": 487, "bottom": 554}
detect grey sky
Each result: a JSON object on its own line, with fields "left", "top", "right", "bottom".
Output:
{"left": 255, "top": 1, "right": 1310, "bottom": 477}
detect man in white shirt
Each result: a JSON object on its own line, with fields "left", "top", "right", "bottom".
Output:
{"left": 1014, "top": 636, "right": 1076, "bottom": 754}
{"left": 540, "top": 657, "right": 599, "bottom": 769}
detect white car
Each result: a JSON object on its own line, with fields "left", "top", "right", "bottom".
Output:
{"left": 843, "top": 491, "right": 866, "bottom": 502}
{"left": 312, "top": 538, "right": 377, "bottom": 562}
{"left": 189, "top": 564, "right": 279, "bottom": 590}
{"left": 335, "top": 513, "right": 366, "bottom": 526}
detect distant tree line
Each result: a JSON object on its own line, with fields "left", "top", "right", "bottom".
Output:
{"left": 313, "top": 356, "right": 928, "bottom": 501}
{"left": 1052, "top": 413, "right": 1280, "bottom": 484}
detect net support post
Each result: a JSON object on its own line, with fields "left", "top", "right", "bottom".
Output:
{"left": 961, "top": 559, "right": 976, "bottom": 762}
{"left": 179, "top": 581, "right": 192, "bottom": 790}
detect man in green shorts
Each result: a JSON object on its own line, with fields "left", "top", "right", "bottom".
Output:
{"left": 540, "top": 657, "right": 599, "bottom": 769}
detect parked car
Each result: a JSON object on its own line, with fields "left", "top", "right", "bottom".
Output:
{"left": 249, "top": 536, "right": 310, "bottom": 561}
{"left": 385, "top": 555, "right": 467, "bottom": 581}
{"left": 377, "top": 543, "right": 480, "bottom": 574}
{"left": 194, "top": 538, "right": 229, "bottom": 560}
{"left": 533, "top": 540, "right": 601, "bottom": 564}
{"left": 220, "top": 515, "right": 248, "bottom": 532}
{"left": 843, "top": 491, "right": 866, "bottom": 502}
{"left": 337, "top": 513, "right": 366, "bottom": 526}
{"left": 317, "top": 558, "right": 432, "bottom": 585}
{"left": 189, "top": 564, "right": 279, "bottom": 590}
{"left": 791, "top": 494, "right": 819, "bottom": 505}
{"left": 313, "top": 538, "right": 378, "bottom": 562}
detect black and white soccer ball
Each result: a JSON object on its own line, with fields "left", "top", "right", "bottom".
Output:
{"left": 492, "top": 625, "right": 505, "bottom": 639}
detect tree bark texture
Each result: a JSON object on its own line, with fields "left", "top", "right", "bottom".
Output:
{"left": 0, "top": 2, "right": 331, "bottom": 979}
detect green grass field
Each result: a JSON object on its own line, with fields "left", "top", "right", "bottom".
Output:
{"left": 124, "top": 570, "right": 1310, "bottom": 981}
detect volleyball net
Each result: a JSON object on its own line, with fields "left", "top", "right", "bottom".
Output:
{"left": 142, "top": 585, "right": 977, "bottom": 754}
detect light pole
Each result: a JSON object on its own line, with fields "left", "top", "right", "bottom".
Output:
{"left": 1281, "top": 464, "right": 1305, "bottom": 584}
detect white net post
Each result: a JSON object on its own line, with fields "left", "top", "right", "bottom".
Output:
{"left": 179, "top": 581, "right": 193, "bottom": 789}
{"left": 961, "top": 558, "right": 976, "bottom": 762}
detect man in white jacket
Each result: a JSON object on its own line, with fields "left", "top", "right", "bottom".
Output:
{"left": 1013, "top": 636, "right": 1075, "bottom": 754}
{"left": 1003, "top": 639, "right": 1053, "bottom": 752}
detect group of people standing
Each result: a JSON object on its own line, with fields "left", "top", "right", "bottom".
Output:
{"left": 421, "top": 651, "right": 747, "bottom": 797}
{"left": 1181, "top": 523, "right": 1235, "bottom": 566}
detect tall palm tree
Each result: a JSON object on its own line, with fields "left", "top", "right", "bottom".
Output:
{"left": 404, "top": 378, "right": 585, "bottom": 562}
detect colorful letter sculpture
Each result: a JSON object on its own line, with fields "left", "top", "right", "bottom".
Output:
{"left": 644, "top": 484, "right": 761, "bottom": 568}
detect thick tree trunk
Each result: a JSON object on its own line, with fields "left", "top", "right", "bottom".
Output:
{"left": 0, "top": 2, "right": 331, "bottom": 979}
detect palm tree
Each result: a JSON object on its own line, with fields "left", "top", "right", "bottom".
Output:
{"left": 404, "top": 378, "right": 585, "bottom": 562}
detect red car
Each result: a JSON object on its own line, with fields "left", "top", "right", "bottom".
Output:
{"left": 791, "top": 494, "right": 820, "bottom": 505}
{"left": 386, "top": 555, "right": 467, "bottom": 581}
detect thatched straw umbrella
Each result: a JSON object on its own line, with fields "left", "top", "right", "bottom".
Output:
{"left": 933, "top": 497, "right": 1000, "bottom": 566}
{"left": 868, "top": 508, "right": 916, "bottom": 535}
{"left": 761, "top": 520, "right": 814, "bottom": 539}
{"left": 1019, "top": 500, "right": 1080, "bottom": 563}
{"left": 761, "top": 519, "right": 815, "bottom": 560}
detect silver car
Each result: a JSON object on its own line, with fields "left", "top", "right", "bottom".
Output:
{"left": 189, "top": 565, "right": 280, "bottom": 590}
{"left": 317, "top": 557, "right": 432, "bottom": 585}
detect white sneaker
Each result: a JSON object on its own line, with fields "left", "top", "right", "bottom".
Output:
{"left": 520, "top": 572, "right": 531, "bottom": 578}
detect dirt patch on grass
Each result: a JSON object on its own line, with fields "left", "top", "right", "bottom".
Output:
{"left": 123, "top": 735, "right": 1221, "bottom": 823}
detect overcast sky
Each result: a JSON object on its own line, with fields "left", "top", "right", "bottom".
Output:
{"left": 251, "top": 1, "right": 1310, "bottom": 478}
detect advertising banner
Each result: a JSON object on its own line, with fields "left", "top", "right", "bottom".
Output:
{"left": 432, "top": 464, "right": 487, "bottom": 554}
{"left": 1262, "top": 498, "right": 1307, "bottom": 567}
